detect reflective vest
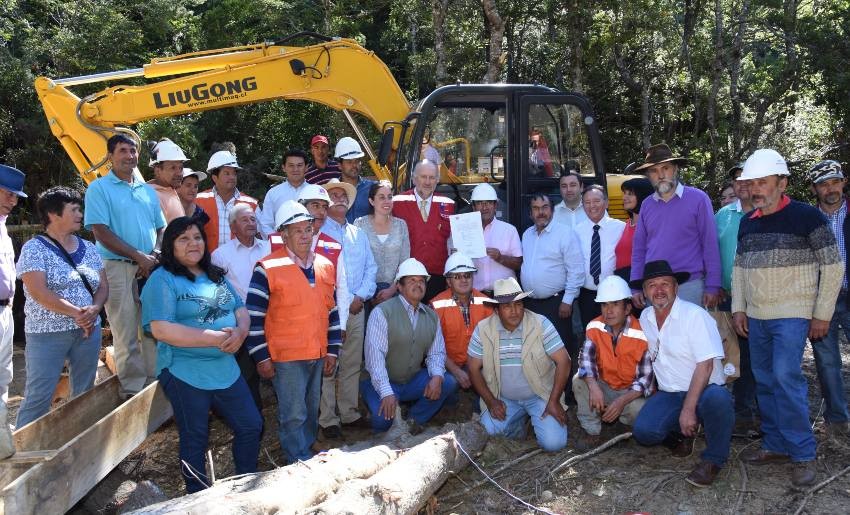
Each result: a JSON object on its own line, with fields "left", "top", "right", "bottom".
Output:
{"left": 584, "top": 316, "right": 648, "bottom": 391}
{"left": 268, "top": 231, "right": 342, "bottom": 269}
{"left": 392, "top": 189, "right": 454, "bottom": 275}
{"left": 195, "top": 190, "right": 259, "bottom": 251}
{"left": 430, "top": 289, "right": 493, "bottom": 366}
{"left": 258, "top": 251, "right": 336, "bottom": 362}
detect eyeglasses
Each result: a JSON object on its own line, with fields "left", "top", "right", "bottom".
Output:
{"left": 450, "top": 273, "right": 473, "bottom": 280}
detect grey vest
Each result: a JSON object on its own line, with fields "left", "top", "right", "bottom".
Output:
{"left": 379, "top": 296, "right": 438, "bottom": 384}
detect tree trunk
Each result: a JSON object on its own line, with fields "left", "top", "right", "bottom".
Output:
{"left": 705, "top": 0, "right": 724, "bottom": 189}
{"left": 433, "top": 0, "right": 450, "bottom": 86}
{"left": 127, "top": 421, "right": 488, "bottom": 515}
{"left": 481, "top": 0, "right": 506, "bottom": 83}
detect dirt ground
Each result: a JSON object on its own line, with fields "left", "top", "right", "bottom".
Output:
{"left": 9, "top": 342, "right": 850, "bottom": 514}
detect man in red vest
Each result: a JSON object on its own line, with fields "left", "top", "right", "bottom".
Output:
{"left": 573, "top": 275, "right": 652, "bottom": 450}
{"left": 195, "top": 150, "right": 259, "bottom": 251}
{"left": 393, "top": 160, "right": 455, "bottom": 302}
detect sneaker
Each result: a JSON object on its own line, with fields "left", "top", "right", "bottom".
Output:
{"left": 321, "top": 425, "right": 342, "bottom": 439}
{"left": 341, "top": 416, "right": 372, "bottom": 430}
{"left": 740, "top": 448, "right": 790, "bottom": 466}
{"left": 791, "top": 461, "right": 817, "bottom": 488}
{"left": 685, "top": 461, "right": 721, "bottom": 487}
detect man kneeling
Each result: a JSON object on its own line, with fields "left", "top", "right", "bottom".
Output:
{"left": 573, "top": 276, "right": 651, "bottom": 450}
{"left": 468, "top": 278, "right": 570, "bottom": 451}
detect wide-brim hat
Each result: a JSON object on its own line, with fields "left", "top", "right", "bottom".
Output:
{"left": 629, "top": 260, "right": 690, "bottom": 289}
{"left": 633, "top": 144, "right": 688, "bottom": 172}
{"left": 483, "top": 277, "right": 533, "bottom": 304}
{"left": 0, "top": 164, "right": 27, "bottom": 198}
{"left": 323, "top": 179, "right": 357, "bottom": 209}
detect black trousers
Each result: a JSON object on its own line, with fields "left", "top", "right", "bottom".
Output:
{"left": 236, "top": 345, "right": 263, "bottom": 413}
{"left": 578, "top": 287, "right": 602, "bottom": 330}
{"left": 523, "top": 294, "right": 578, "bottom": 402}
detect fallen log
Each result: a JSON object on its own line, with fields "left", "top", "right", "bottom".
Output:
{"left": 129, "top": 421, "right": 487, "bottom": 515}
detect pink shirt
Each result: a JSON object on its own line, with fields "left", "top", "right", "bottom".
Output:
{"left": 0, "top": 216, "right": 15, "bottom": 300}
{"left": 472, "top": 219, "right": 522, "bottom": 291}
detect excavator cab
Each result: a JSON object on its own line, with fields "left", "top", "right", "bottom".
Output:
{"left": 381, "top": 85, "right": 607, "bottom": 231}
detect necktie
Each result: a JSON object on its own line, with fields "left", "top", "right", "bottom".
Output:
{"left": 590, "top": 224, "right": 601, "bottom": 285}
{"left": 420, "top": 200, "right": 429, "bottom": 222}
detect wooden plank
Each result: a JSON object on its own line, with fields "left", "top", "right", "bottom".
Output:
{"left": 0, "top": 381, "right": 173, "bottom": 515}
{"left": 0, "top": 451, "right": 57, "bottom": 465}
{"left": 12, "top": 375, "right": 121, "bottom": 453}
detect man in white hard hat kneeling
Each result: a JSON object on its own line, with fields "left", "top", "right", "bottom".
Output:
{"left": 244, "top": 201, "right": 341, "bottom": 463}
{"left": 468, "top": 277, "right": 571, "bottom": 452}
{"left": 573, "top": 275, "right": 651, "bottom": 451}
{"left": 363, "top": 258, "right": 458, "bottom": 432}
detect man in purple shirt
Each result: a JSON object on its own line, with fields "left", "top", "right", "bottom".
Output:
{"left": 0, "top": 164, "right": 26, "bottom": 458}
{"left": 630, "top": 144, "right": 721, "bottom": 309}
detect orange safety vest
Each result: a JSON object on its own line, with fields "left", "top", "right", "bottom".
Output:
{"left": 195, "top": 189, "right": 259, "bottom": 251}
{"left": 430, "top": 288, "right": 493, "bottom": 366}
{"left": 584, "top": 316, "right": 648, "bottom": 390}
{"left": 268, "top": 231, "right": 342, "bottom": 269}
{"left": 258, "top": 251, "right": 336, "bottom": 362}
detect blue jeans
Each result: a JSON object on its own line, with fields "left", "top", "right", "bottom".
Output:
{"left": 361, "top": 368, "right": 458, "bottom": 432}
{"left": 747, "top": 317, "right": 816, "bottom": 461}
{"left": 480, "top": 395, "right": 568, "bottom": 452}
{"left": 813, "top": 299, "right": 850, "bottom": 423}
{"left": 16, "top": 327, "right": 101, "bottom": 428}
{"left": 159, "top": 368, "right": 262, "bottom": 493}
{"left": 272, "top": 359, "right": 323, "bottom": 463}
{"left": 632, "top": 385, "right": 733, "bottom": 467}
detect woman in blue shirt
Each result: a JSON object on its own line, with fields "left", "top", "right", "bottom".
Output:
{"left": 142, "top": 216, "right": 262, "bottom": 493}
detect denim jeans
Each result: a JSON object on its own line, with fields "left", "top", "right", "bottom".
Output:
{"left": 632, "top": 385, "right": 733, "bottom": 467}
{"left": 480, "top": 395, "right": 568, "bottom": 452}
{"left": 159, "top": 368, "right": 262, "bottom": 493}
{"left": 812, "top": 299, "right": 850, "bottom": 423}
{"left": 361, "top": 368, "right": 458, "bottom": 432}
{"left": 272, "top": 359, "right": 323, "bottom": 463}
{"left": 676, "top": 278, "right": 705, "bottom": 306}
{"left": 747, "top": 317, "right": 816, "bottom": 462}
{"left": 16, "top": 327, "right": 101, "bottom": 428}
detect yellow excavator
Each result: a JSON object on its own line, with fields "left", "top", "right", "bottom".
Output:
{"left": 35, "top": 32, "right": 636, "bottom": 227}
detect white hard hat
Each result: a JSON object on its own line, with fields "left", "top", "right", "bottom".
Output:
{"left": 471, "top": 183, "right": 498, "bottom": 202}
{"left": 444, "top": 252, "right": 477, "bottom": 276}
{"left": 274, "top": 200, "right": 314, "bottom": 230}
{"left": 395, "top": 258, "right": 430, "bottom": 283}
{"left": 594, "top": 275, "right": 633, "bottom": 303}
{"left": 181, "top": 168, "right": 208, "bottom": 182}
{"left": 738, "top": 149, "right": 789, "bottom": 181}
{"left": 149, "top": 139, "right": 189, "bottom": 166}
{"left": 207, "top": 150, "right": 242, "bottom": 172}
{"left": 298, "top": 184, "right": 331, "bottom": 205}
{"left": 334, "top": 137, "right": 365, "bottom": 160}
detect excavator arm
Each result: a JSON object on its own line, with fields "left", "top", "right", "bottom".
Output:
{"left": 34, "top": 37, "right": 412, "bottom": 183}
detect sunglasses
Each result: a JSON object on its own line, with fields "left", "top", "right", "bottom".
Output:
{"left": 450, "top": 272, "right": 473, "bottom": 280}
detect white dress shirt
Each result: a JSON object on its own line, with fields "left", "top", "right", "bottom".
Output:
{"left": 520, "top": 221, "right": 586, "bottom": 304}
{"left": 639, "top": 297, "right": 726, "bottom": 392}
{"left": 211, "top": 237, "right": 272, "bottom": 301}
{"left": 258, "top": 180, "right": 310, "bottom": 235}
{"left": 574, "top": 214, "right": 626, "bottom": 290}
{"left": 472, "top": 218, "right": 522, "bottom": 291}
{"left": 552, "top": 201, "right": 588, "bottom": 229}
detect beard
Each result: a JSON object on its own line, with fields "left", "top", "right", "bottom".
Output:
{"left": 655, "top": 180, "right": 675, "bottom": 195}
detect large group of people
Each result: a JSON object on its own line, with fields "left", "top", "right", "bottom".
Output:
{"left": 0, "top": 133, "right": 846, "bottom": 494}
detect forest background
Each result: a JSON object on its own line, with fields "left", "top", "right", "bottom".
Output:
{"left": 1, "top": 0, "right": 849, "bottom": 220}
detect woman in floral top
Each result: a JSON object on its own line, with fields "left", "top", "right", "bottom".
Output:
{"left": 16, "top": 187, "right": 108, "bottom": 427}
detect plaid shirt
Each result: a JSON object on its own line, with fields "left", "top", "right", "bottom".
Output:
{"left": 821, "top": 201, "right": 847, "bottom": 290}
{"left": 578, "top": 316, "right": 654, "bottom": 396}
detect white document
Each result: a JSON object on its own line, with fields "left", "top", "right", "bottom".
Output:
{"left": 449, "top": 211, "right": 487, "bottom": 258}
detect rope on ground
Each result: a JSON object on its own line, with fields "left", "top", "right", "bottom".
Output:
{"left": 442, "top": 448, "right": 544, "bottom": 501}
{"left": 181, "top": 460, "right": 211, "bottom": 490}
{"left": 792, "top": 463, "right": 850, "bottom": 515}
{"left": 733, "top": 459, "right": 749, "bottom": 514}
{"left": 549, "top": 432, "right": 632, "bottom": 476}
{"left": 453, "top": 440, "right": 557, "bottom": 514}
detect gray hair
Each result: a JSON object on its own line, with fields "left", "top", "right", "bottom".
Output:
{"left": 412, "top": 159, "right": 439, "bottom": 177}
{"left": 228, "top": 203, "right": 254, "bottom": 225}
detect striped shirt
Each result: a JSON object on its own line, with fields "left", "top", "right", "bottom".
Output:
{"left": 305, "top": 160, "right": 341, "bottom": 185}
{"left": 365, "top": 295, "right": 446, "bottom": 398}
{"left": 244, "top": 250, "right": 342, "bottom": 363}
{"left": 213, "top": 188, "right": 248, "bottom": 246}
{"left": 577, "top": 317, "right": 654, "bottom": 395}
{"left": 468, "top": 316, "right": 563, "bottom": 400}
{"left": 820, "top": 201, "right": 847, "bottom": 290}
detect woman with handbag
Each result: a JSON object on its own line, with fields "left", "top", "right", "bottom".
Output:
{"left": 16, "top": 187, "right": 107, "bottom": 427}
